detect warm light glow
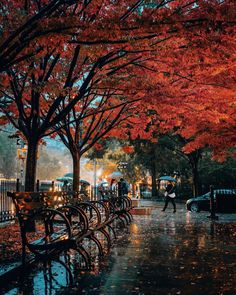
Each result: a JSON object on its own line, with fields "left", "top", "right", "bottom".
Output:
{"left": 17, "top": 147, "right": 27, "bottom": 160}
{"left": 198, "top": 236, "right": 206, "bottom": 249}
{"left": 130, "top": 223, "right": 139, "bottom": 234}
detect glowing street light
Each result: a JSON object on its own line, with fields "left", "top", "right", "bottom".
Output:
{"left": 117, "top": 161, "right": 128, "bottom": 170}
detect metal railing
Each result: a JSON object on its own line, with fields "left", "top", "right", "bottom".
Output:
{"left": 0, "top": 179, "right": 91, "bottom": 222}
{"left": 0, "top": 179, "right": 17, "bottom": 222}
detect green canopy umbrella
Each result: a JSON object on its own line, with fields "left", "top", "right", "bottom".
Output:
{"left": 108, "top": 171, "right": 123, "bottom": 179}
{"left": 56, "top": 176, "right": 73, "bottom": 182}
{"left": 58, "top": 174, "right": 90, "bottom": 185}
{"left": 64, "top": 173, "right": 73, "bottom": 178}
{"left": 79, "top": 179, "right": 90, "bottom": 185}
{"left": 159, "top": 176, "right": 177, "bottom": 182}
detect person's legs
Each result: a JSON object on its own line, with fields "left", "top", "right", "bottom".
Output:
{"left": 170, "top": 198, "right": 176, "bottom": 212}
{"left": 162, "top": 197, "right": 170, "bottom": 211}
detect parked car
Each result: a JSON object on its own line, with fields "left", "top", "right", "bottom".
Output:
{"left": 186, "top": 189, "right": 236, "bottom": 213}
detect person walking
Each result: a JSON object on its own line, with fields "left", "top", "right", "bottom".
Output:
{"left": 117, "top": 178, "right": 128, "bottom": 197}
{"left": 62, "top": 180, "right": 69, "bottom": 191}
{"left": 162, "top": 181, "right": 176, "bottom": 213}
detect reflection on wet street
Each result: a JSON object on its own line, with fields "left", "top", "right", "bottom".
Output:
{"left": 1, "top": 201, "right": 236, "bottom": 295}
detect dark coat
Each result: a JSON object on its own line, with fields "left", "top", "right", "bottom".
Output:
{"left": 118, "top": 180, "right": 128, "bottom": 196}
{"left": 166, "top": 183, "right": 175, "bottom": 194}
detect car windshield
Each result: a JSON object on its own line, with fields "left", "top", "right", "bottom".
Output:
{"left": 201, "top": 192, "right": 210, "bottom": 198}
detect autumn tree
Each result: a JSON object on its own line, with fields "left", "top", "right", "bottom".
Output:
{"left": 1, "top": 0, "right": 235, "bottom": 192}
{"left": 0, "top": 0, "right": 159, "bottom": 191}
{"left": 0, "top": 0, "right": 171, "bottom": 192}
{"left": 157, "top": 135, "right": 203, "bottom": 197}
{"left": 129, "top": 87, "right": 235, "bottom": 196}
{"left": 144, "top": 0, "right": 236, "bottom": 160}
{"left": 124, "top": 0, "right": 236, "bottom": 193}
{"left": 0, "top": 44, "right": 144, "bottom": 190}
{"left": 55, "top": 92, "right": 136, "bottom": 191}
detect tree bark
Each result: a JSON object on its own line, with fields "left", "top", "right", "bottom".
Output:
{"left": 25, "top": 138, "right": 38, "bottom": 191}
{"left": 189, "top": 153, "right": 201, "bottom": 197}
{"left": 191, "top": 162, "right": 200, "bottom": 197}
{"left": 151, "top": 161, "right": 158, "bottom": 197}
{"left": 72, "top": 150, "right": 81, "bottom": 191}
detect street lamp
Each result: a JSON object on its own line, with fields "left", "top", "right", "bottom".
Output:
{"left": 117, "top": 161, "right": 128, "bottom": 170}
{"left": 17, "top": 146, "right": 27, "bottom": 185}
{"left": 17, "top": 145, "right": 39, "bottom": 185}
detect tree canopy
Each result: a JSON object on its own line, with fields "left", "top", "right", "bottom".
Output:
{"left": 0, "top": 0, "right": 236, "bottom": 190}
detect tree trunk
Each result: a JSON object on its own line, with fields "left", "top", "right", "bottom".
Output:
{"left": 190, "top": 158, "right": 200, "bottom": 197}
{"left": 25, "top": 139, "right": 38, "bottom": 191}
{"left": 72, "top": 150, "right": 80, "bottom": 191}
{"left": 151, "top": 162, "right": 158, "bottom": 197}
{"left": 192, "top": 164, "right": 200, "bottom": 197}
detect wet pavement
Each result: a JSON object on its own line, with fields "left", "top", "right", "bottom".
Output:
{"left": 1, "top": 201, "right": 236, "bottom": 295}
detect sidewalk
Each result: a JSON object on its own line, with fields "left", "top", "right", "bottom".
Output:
{"left": 1, "top": 201, "right": 236, "bottom": 294}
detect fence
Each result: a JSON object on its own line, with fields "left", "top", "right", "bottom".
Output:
{"left": 0, "top": 179, "right": 60, "bottom": 222}
{"left": 0, "top": 179, "right": 91, "bottom": 222}
{"left": 0, "top": 179, "right": 17, "bottom": 222}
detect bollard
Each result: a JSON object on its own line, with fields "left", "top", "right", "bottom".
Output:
{"left": 207, "top": 185, "right": 219, "bottom": 220}
{"left": 51, "top": 180, "right": 55, "bottom": 192}
{"left": 16, "top": 178, "right": 20, "bottom": 192}
{"left": 36, "top": 180, "right": 40, "bottom": 192}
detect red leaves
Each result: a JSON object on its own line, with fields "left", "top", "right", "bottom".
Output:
{"left": 94, "top": 142, "right": 103, "bottom": 151}
{"left": 0, "top": 0, "right": 236, "bottom": 164}
{"left": 122, "top": 145, "right": 134, "bottom": 154}
{"left": 0, "top": 223, "right": 22, "bottom": 263}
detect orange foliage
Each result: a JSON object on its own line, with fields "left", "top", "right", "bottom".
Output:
{"left": 0, "top": 0, "right": 236, "bottom": 175}
{"left": 122, "top": 146, "right": 134, "bottom": 154}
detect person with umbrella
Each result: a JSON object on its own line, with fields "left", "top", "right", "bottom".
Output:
{"left": 62, "top": 179, "right": 69, "bottom": 191}
{"left": 162, "top": 180, "right": 176, "bottom": 213}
